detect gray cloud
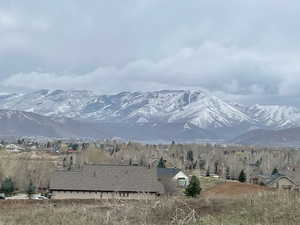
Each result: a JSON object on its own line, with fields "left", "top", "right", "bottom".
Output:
{"left": 1, "top": 0, "right": 300, "bottom": 105}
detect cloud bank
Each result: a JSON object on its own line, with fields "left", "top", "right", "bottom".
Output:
{"left": 1, "top": 0, "right": 300, "bottom": 105}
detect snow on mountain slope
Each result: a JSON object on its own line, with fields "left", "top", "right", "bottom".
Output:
{"left": 1, "top": 89, "right": 300, "bottom": 131}
{"left": 242, "top": 104, "right": 300, "bottom": 128}
{"left": 0, "top": 89, "right": 97, "bottom": 118}
{"left": 77, "top": 90, "right": 252, "bottom": 128}
{"left": 168, "top": 92, "right": 251, "bottom": 128}
{"left": 82, "top": 90, "right": 192, "bottom": 122}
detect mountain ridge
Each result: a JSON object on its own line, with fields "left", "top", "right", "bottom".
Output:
{"left": 1, "top": 89, "right": 300, "bottom": 142}
{"left": 2, "top": 89, "right": 298, "bottom": 127}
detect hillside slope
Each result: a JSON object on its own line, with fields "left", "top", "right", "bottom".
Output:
{"left": 233, "top": 127, "right": 300, "bottom": 146}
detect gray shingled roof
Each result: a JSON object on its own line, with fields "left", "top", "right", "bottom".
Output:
{"left": 279, "top": 168, "right": 300, "bottom": 185}
{"left": 157, "top": 168, "right": 180, "bottom": 178}
{"left": 50, "top": 164, "right": 165, "bottom": 194}
{"left": 264, "top": 173, "right": 297, "bottom": 186}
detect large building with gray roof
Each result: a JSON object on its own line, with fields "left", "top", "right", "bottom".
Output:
{"left": 50, "top": 164, "right": 165, "bottom": 199}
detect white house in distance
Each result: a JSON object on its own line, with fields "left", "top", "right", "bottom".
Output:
{"left": 5, "top": 144, "right": 24, "bottom": 152}
{"left": 157, "top": 168, "right": 189, "bottom": 187}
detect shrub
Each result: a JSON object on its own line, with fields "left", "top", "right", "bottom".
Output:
{"left": 185, "top": 175, "right": 201, "bottom": 197}
{"left": 238, "top": 170, "right": 246, "bottom": 183}
{"left": 272, "top": 168, "right": 279, "bottom": 175}
{"left": 26, "top": 180, "right": 36, "bottom": 198}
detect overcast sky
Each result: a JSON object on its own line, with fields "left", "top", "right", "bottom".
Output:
{"left": 1, "top": 0, "right": 300, "bottom": 106}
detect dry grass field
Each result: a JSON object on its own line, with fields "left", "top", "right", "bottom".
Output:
{"left": 198, "top": 176, "right": 225, "bottom": 191}
{"left": 0, "top": 149, "right": 299, "bottom": 225}
{"left": 203, "top": 181, "right": 273, "bottom": 198}
{"left": 0, "top": 191, "right": 299, "bottom": 225}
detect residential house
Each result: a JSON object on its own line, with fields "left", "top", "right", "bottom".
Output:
{"left": 49, "top": 164, "right": 165, "bottom": 199}
{"left": 252, "top": 173, "right": 298, "bottom": 191}
{"left": 157, "top": 168, "right": 189, "bottom": 187}
{"left": 5, "top": 144, "right": 24, "bottom": 152}
{"left": 264, "top": 173, "right": 298, "bottom": 190}
{"left": 277, "top": 166, "right": 300, "bottom": 191}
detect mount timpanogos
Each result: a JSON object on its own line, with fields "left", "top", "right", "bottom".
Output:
{"left": 0, "top": 89, "right": 300, "bottom": 143}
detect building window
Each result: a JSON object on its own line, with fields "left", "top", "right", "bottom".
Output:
{"left": 178, "top": 178, "right": 187, "bottom": 187}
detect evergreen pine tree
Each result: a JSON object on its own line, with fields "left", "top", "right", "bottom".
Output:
{"left": 185, "top": 175, "right": 201, "bottom": 197}
{"left": 129, "top": 158, "right": 132, "bottom": 166}
{"left": 157, "top": 157, "right": 166, "bottom": 168}
{"left": 225, "top": 167, "right": 230, "bottom": 179}
{"left": 272, "top": 168, "right": 279, "bottom": 175}
{"left": 238, "top": 169, "right": 246, "bottom": 183}
{"left": 206, "top": 167, "right": 210, "bottom": 177}
{"left": 187, "top": 151, "right": 194, "bottom": 162}
{"left": 214, "top": 161, "right": 219, "bottom": 175}
{"left": 1, "top": 177, "right": 15, "bottom": 196}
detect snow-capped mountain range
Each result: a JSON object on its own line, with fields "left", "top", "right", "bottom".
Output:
{"left": 0, "top": 89, "right": 300, "bottom": 141}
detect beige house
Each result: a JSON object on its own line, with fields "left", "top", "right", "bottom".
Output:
{"left": 50, "top": 164, "right": 165, "bottom": 199}
{"left": 264, "top": 174, "right": 298, "bottom": 190}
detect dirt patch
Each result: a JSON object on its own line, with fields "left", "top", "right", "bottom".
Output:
{"left": 203, "top": 181, "right": 273, "bottom": 198}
